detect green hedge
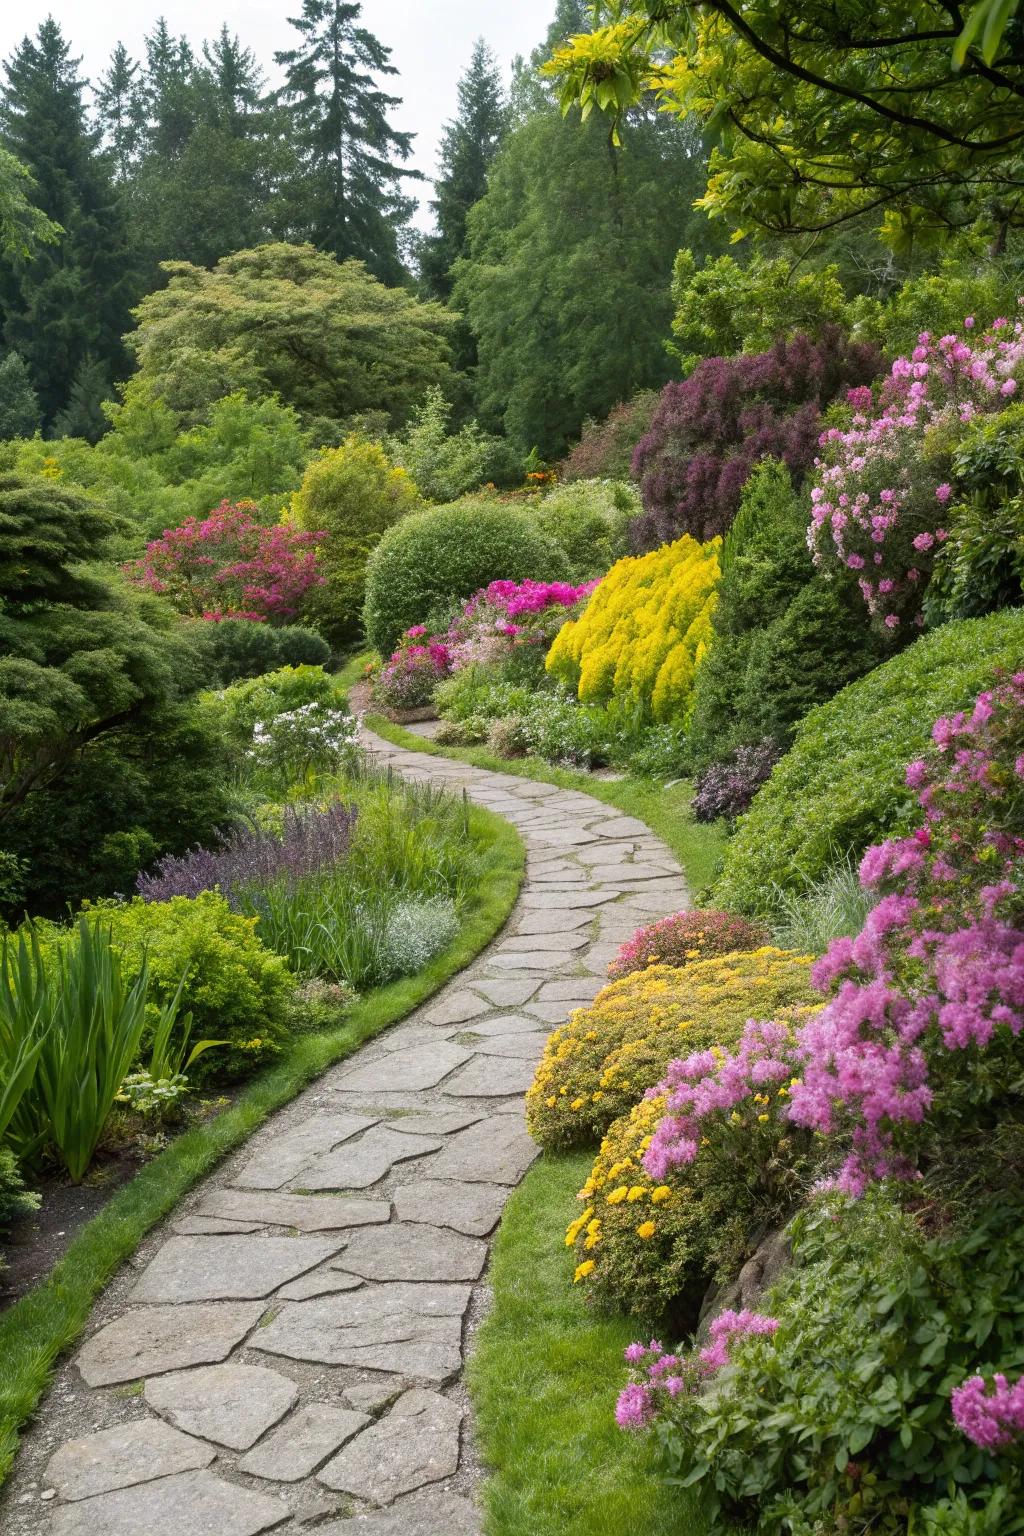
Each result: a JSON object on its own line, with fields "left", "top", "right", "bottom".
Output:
{"left": 362, "top": 498, "right": 567, "bottom": 654}
{"left": 713, "top": 607, "right": 1024, "bottom": 913}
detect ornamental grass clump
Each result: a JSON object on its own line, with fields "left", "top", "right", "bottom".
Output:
{"left": 545, "top": 534, "right": 719, "bottom": 724}
{"left": 608, "top": 909, "right": 771, "bottom": 982}
{"left": 526, "top": 949, "right": 816, "bottom": 1152}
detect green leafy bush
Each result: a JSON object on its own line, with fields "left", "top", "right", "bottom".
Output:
{"left": 557, "top": 391, "right": 659, "bottom": 483}
{"left": 77, "top": 893, "right": 294, "bottom": 1085}
{"left": 363, "top": 498, "right": 567, "bottom": 655}
{"left": 288, "top": 434, "right": 423, "bottom": 646}
{"left": 688, "top": 460, "right": 880, "bottom": 772}
{"left": 387, "top": 386, "right": 504, "bottom": 502}
{"left": 655, "top": 1193, "right": 1024, "bottom": 1533}
{"left": 197, "top": 620, "right": 330, "bottom": 686}
{"left": 532, "top": 479, "right": 636, "bottom": 579}
{"left": 206, "top": 664, "right": 344, "bottom": 766}
{"left": 713, "top": 606, "right": 1024, "bottom": 913}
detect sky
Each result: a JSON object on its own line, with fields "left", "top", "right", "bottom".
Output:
{"left": 0, "top": 1, "right": 557, "bottom": 228}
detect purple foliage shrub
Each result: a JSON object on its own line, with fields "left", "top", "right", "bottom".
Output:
{"left": 691, "top": 740, "right": 781, "bottom": 823}
{"left": 630, "top": 328, "right": 881, "bottom": 550}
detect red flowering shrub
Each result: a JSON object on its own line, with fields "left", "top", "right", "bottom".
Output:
{"left": 557, "top": 390, "right": 660, "bottom": 483}
{"left": 607, "top": 909, "right": 771, "bottom": 982}
{"left": 372, "top": 628, "right": 453, "bottom": 711}
{"left": 630, "top": 329, "right": 881, "bottom": 550}
{"left": 127, "top": 501, "right": 325, "bottom": 623}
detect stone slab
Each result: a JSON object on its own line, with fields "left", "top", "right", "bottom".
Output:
{"left": 518, "top": 889, "right": 615, "bottom": 910}
{"left": 458, "top": 1013, "right": 548, "bottom": 1036}
{"left": 78, "top": 1301, "right": 265, "bottom": 1387}
{"left": 428, "top": 1114, "right": 537, "bottom": 1185}
{"left": 277, "top": 1268, "right": 363, "bottom": 1299}
{"left": 298, "top": 1129, "right": 443, "bottom": 1191}
{"left": 44, "top": 1419, "right": 214, "bottom": 1502}
{"left": 343, "top": 1381, "right": 406, "bottom": 1414}
{"left": 423, "top": 990, "right": 489, "bottom": 1027}
{"left": 132, "top": 1235, "right": 346, "bottom": 1303}
{"left": 234, "top": 1112, "right": 378, "bottom": 1190}
{"left": 442, "top": 1054, "right": 536, "bottom": 1097}
{"left": 461, "top": 1031, "right": 549, "bottom": 1059}
{"left": 173, "top": 1216, "right": 263, "bottom": 1236}
{"left": 51, "top": 1469, "right": 287, "bottom": 1536}
{"left": 251, "top": 1283, "right": 470, "bottom": 1383}
{"left": 317, "top": 1491, "right": 481, "bottom": 1535}
{"left": 318, "top": 1388, "right": 462, "bottom": 1505}
{"left": 538, "top": 978, "right": 603, "bottom": 1003}
{"left": 484, "top": 952, "right": 578, "bottom": 973}
{"left": 495, "top": 932, "right": 590, "bottom": 953}
{"left": 585, "top": 814, "right": 651, "bottom": 837}
{"left": 337, "top": 1223, "right": 487, "bottom": 1282}
{"left": 197, "top": 1190, "right": 389, "bottom": 1233}
{"left": 384, "top": 1108, "right": 483, "bottom": 1136}
{"left": 468, "top": 977, "right": 543, "bottom": 1004}
{"left": 334, "top": 1043, "right": 471, "bottom": 1093}
{"left": 237, "top": 1403, "right": 370, "bottom": 1481}
{"left": 393, "top": 1179, "right": 508, "bottom": 1237}
{"left": 145, "top": 1362, "right": 298, "bottom": 1450}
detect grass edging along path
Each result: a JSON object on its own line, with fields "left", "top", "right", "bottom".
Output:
{"left": 0, "top": 800, "right": 524, "bottom": 1487}
{"left": 469, "top": 1150, "right": 702, "bottom": 1536}
{"left": 364, "top": 713, "right": 729, "bottom": 894}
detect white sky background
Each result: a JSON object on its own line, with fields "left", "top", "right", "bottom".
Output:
{"left": 0, "top": 1, "right": 557, "bottom": 229}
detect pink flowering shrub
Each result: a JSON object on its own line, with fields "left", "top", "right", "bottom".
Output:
{"left": 616, "top": 1313, "right": 779, "bottom": 1432}
{"left": 607, "top": 909, "right": 770, "bottom": 982}
{"left": 787, "top": 672, "right": 1024, "bottom": 1197}
{"left": 952, "top": 1374, "right": 1024, "bottom": 1453}
{"left": 448, "top": 577, "right": 597, "bottom": 682}
{"left": 810, "top": 314, "right": 1024, "bottom": 631}
{"left": 126, "top": 500, "right": 326, "bottom": 623}
{"left": 372, "top": 628, "right": 453, "bottom": 712}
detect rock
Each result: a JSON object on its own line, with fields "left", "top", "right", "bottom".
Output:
{"left": 173, "top": 1217, "right": 263, "bottom": 1236}
{"left": 131, "top": 1235, "right": 347, "bottom": 1304}
{"left": 251, "top": 1283, "right": 470, "bottom": 1383}
{"left": 277, "top": 1270, "right": 364, "bottom": 1301}
{"left": 466, "top": 978, "right": 544, "bottom": 1004}
{"left": 483, "top": 953, "right": 573, "bottom": 973}
{"left": 537, "top": 979, "right": 603, "bottom": 1003}
{"left": 393, "top": 1180, "right": 508, "bottom": 1238}
{"left": 343, "top": 1381, "right": 406, "bottom": 1414}
{"left": 495, "top": 932, "right": 589, "bottom": 952}
{"left": 333, "top": 1044, "right": 472, "bottom": 1094}
{"left": 44, "top": 1419, "right": 214, "bottom": 1501}
{"left": 518, "top": 889, "right": 615, "bottom": 909}
{"left": 78, "top": 1302, "right": 265, "bottom": 1387}
{"left": 423, "top": 991, "right": 488, "bottom": 1027}
{"left": 196, "top": 1191, "right": 389, "bottom": 1233}
{"left": 298, "top": 1129, "right": 443, "bottom": 1192}
{"left": 441, "top": 1055, "right": 537, "bottom": 1097}
{"left": 585, "top": 815, "right": 650, "bottom": 837}
{"left": 337, "top": 1223, "right": 487, "bottom": 1282}
{"left": 457, "top": 1014, "right": 547, "bottom": 1037}
{"left": 317, "top": 1389, "right": 462, "bottom": 1505}
{"left": 384, "top": 1109, "right": 482, "bottom": 1137}
{"left": 460, "top": 1032, "right": 549, "bottom": 1059}
{"left": 233, "top": 1112, "right": 379, "bottom": 1190}
{"left": 696, "top": 1227, "right": 791, "bottom": 1343}
{"left": 315, "top": 1491, "right": 481, "bottom": 1534}
{"left": 509, "top": 911, "right": 591, "bottom": 937}
{"left": 144, "top": 1362, "right": 298, "bottom": 1451}
{"left": 51, "top": 1469, "right": 287, "bottom": 1536}
{"left": 237, "top": 1404, "right": 370, "bottom": 1481}
{"left": 428, "top": 1115, "right": 537, "bottom": 1185}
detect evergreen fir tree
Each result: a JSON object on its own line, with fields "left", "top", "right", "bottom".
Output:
{"left": 96, "top": 43, "right": 146, "bottom": 182}
{"left": 0, "top": 19, "right": 136, "bottom": 424}
{"left": 0, "top": 349, "right": 40, "bottom": 436}
{"left": 420, "top": 39, "right": 506, "bottom": 302}
{"left": 50, "top": 354, "right": 111, "bottom": 442}
{"left": 274, "top": 1, "right": 419, "bottom": 284}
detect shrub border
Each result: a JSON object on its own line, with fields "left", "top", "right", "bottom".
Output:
{"left": 0, "top": 801, "right": 524, "bottom": 1485}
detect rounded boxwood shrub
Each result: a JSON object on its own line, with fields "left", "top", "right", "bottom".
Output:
{"left": 198, "top": 619, "right": 330, "bottom": 685}
{"left": 713, "top": 606, "right": 1024, "bottom": 914}
{"left": 362, "top": 498, "right": 568, "bottom": 656}
{"left": 532, "top": 478, "right": 637, "bottom": 579}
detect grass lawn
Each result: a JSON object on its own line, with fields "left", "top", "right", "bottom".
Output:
{"left": 0, "top": 801, "right": 524, "bottom": 1486}
{"left": 470, "top": 1149, "right": 707, "bottom": 1536}
{"left": 364, "top": 713, "right": 730, "bottom": 895}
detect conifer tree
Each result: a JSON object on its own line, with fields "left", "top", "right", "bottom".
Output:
{"left": 96, "top": 43, "right": 146, "bottom": 182}
{"left": 0, "top": 19, "right": 135, "bottom": 424}
{"left": 274, "top": 1, "right": 419, "bottom": 284}
{"left": 420, "top": 39, "right": 506, "bottom": 302}
{"left": 0, "top": 349, "right": 39, "bottom": 437}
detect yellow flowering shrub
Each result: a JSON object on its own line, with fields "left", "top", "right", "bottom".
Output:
{"left": 526, "top": 949, "right": 816, "bottom": 1151}
{"left": 545, "top": 534, "right": 719, "bottom": 722}
{"left": 568, "top": 1006, "right": 822, "bottom": 1320}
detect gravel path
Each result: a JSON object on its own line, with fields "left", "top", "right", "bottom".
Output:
{"left": 1, "top": 732, "right": 688, "bottom": 1536}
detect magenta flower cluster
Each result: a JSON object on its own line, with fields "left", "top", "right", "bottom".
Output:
{"left": 373, "top": 629, "right": 453, "bottom": 711}
{"left": 607, "top": 907, "right": 769, "bottom": 982}
{"left": 616, "top": 1313, "right": 779, "bottom": 1431}
{"left": 126, "top": 500, "right": 326, "bottom": 623}
{"left": 809, "top": 314, "right": 1024, "bottom": 630}
{"left": 448, "top": 577, "right": 597, "bottom": 671}
{"left": 952, "top": 1374, "right": 1024, "bottom": 1452}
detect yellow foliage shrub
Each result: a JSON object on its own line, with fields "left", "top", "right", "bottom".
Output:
{"left": 545, "top": 534, "right": 719, "bottom": 722}
{"left": 568, "top": 1005, "right": 822, "bottom": 1321}
{"left": 526, "top": 950, "right": 816, "bottom": 1152}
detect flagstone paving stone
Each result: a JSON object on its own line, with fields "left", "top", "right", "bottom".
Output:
{"left": 6, "top": 730, "right": 688, "bottom": 1536}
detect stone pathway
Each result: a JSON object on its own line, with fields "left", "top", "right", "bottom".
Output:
{"left": 1, "top": 733, "right": 688, "bottom": 1536}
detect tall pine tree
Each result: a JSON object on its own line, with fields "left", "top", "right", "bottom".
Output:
{"left": 274, "top": 1, "right": 418, "bottom": 285}
{"left": 0, "top": 19, "right": 135, "bottom": 424}
{"left": 95, "top": 44, "right": 146, "bottom": 183}
{"left": 420, "top": 39, "right": 506, "bottom": 302}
